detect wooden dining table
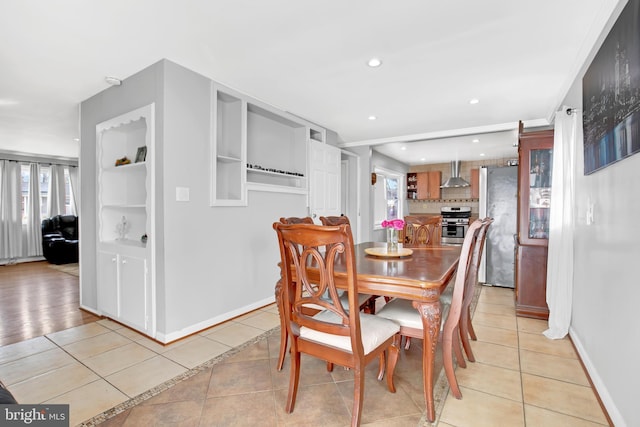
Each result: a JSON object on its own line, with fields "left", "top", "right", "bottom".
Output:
{"left": 331, "top": 241, "right": 461, "bottom": 422}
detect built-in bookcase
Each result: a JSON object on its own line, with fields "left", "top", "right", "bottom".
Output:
{"left": 96, "top": 103, "right": 155, "bottom": 337}
{"left": 211, "top": 83, "right": 318, "bottom": 205}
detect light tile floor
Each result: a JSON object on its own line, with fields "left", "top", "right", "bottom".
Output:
{"left": 0, "top": 287, "right": 611, "bottom": 426}
{"left": 438, "top": 286, "right": 610, "bottom": 427}
{"left": 0, "top": 306, "right": 281, "bottom": 426}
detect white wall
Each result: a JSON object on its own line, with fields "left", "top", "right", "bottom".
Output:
{"left": 561, "top": 2, "right": 640, "bottom": 424}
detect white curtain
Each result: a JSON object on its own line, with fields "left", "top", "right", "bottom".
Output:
{"left": 26, "top": 163, "right": 43, "bottom": 256}
{"left": 68, "top": 165, "right": 79, "bottom": 216}
{"left": 0, "top": 160, "right": 23, "bottom": 260}
{"left": 47, "top": 164, "right": 66, "bottom": 217}
{"left": 543, "top": 108, "right": 579, "bottom": 339}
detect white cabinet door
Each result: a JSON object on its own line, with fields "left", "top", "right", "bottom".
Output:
{"left": 309, "top": 140, "right": 341, "bottom": 222}
{"left": 97, "top": 251, "right": 118, "bottom": 318}
{"left": 119, "top": 255, "right": 148, "bottom": 332}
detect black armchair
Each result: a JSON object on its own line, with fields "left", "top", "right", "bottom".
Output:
{"left": 41, "top": 215, "right": 79, "bottom": 265}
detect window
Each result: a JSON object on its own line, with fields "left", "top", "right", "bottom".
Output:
{"left": 19, "top": 164, "right": 74, "bottom": 225}
{"left": 373, "top": 167, "right": 404, "bottom": 229}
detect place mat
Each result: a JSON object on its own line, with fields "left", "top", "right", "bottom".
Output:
{"left": 364, "top": 247, "right": 413, "bottom": 258}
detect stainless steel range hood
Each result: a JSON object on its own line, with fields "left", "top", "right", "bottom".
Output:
{"left": 440, "top": 161, "right": 470, "bottom": 188}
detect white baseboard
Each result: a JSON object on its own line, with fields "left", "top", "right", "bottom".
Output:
{"left": 79, "top": 304, "right": 101, "bottom": 316}
{"left": 156, "top": 295, "right": 276, "bottom": 344}
{"left": 569, "top": 326, "right": 624, "bottom": 427}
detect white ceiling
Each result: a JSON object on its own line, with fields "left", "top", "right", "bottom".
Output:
{"left": 0, "top": 0, "right": 621, "bottom": 164}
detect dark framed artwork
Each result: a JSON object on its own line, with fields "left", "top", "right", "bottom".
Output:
{"left": 582, "top": 0, "right": 640, "bottom": 174}
{"left": 135, "top": 146, "right": 147, "bottom": 163}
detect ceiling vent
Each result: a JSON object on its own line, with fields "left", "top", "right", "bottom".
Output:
{"left": 440, "top": 161, "right": 470, "bottom": 188}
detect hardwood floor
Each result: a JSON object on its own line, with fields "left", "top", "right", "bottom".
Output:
{"left": 0, "top": 261, "right": 99, "bottom": 346}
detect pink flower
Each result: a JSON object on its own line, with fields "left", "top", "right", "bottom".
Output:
{"left": 382, "top": 219, "right": 405, "bottom": 230}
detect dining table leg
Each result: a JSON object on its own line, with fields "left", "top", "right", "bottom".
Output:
{"left": 413, "top": 297, "right": 442, "bottom": 423}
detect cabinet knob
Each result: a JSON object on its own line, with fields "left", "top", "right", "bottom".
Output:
{"left": 111, "top": 257, "right": 116, "bottom": 263}
{"left": 122, "top": 259, "right": 127, "bottom": 264}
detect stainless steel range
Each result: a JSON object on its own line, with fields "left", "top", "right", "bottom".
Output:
{"left": 441, "top": 206, "right": 471, "bottom": 245}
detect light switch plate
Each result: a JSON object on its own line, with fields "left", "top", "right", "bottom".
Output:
{"left": 176, "top": 187, "right": 190, "bottom": 202}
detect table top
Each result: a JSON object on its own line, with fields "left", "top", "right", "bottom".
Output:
{"left": 333, "top": 242, "right": 461, "bottom": 301}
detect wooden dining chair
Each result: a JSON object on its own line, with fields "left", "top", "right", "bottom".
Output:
{"left": 276, "top": 216, "right": 316, "bottom": 371}
{"left": 403, "top": 215, "right": 442, "bottom": 246}
{"left": 273, "top": 222, "right": 400, "bottom": 426}
{"left": 276, "top": 215, "right": 374, "bottom": 371}
{"left": 318, "top": 215, "right": 349, "bottom": 226}
{"left": 457, "top": 217, "right": 493, "bottom": 363}
{"left": 279, "top": 216, "right": 314, "bottom": 225}
{"left": 376, "top": 218, "right": 489, "bottom": 399}
{"left": 320, "top": 215, "right": 378, "bottom": 314}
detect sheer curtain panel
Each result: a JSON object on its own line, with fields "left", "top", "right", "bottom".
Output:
{"left": 47, "top": 164, "right": 66, "bottom": 217}
{"left": 0, "top": 160, "right": 23, "bottom": 260}
{"left": 26, "top": 163, "right": 43, "bottom": 256}
{"left": 543, "top": 108, "right": 578, "bottom": 339}
{"left": 68, "top": 165, "right": 78, "bottom": 216}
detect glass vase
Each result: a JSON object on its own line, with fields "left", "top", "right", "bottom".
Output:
{"left": 386, "top": 228, "right": 399, "bottom": 253}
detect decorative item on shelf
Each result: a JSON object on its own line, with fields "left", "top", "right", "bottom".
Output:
{"left": 140, "top": 233, "right": 148, "bottom": 244}
{"left": 116, "top": 216, "right": 130, "bottom": 240}
{"left": 245, "top": 163, "right": 304, "bottom": 177}
{"left": 135, "top": 146, "right": 147, "bottom": 163}
{"left": 381, "top": 219, "right": 404, "bottom": 253}
{"left": 115, "top": 156, "right": 131, "bottom": 166}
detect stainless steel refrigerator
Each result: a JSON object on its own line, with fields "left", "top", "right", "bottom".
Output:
{"left": 478, "top": 165, "right": 518, "bottom": 288}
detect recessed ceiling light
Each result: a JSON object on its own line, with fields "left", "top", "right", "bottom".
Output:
{"left": 469, "top": 98, "right": 479, "bottom": 104}
{"left": 73, "top": 138, "right": 80, "bottom": 142}
{"left": 400, "top": 146, "right": 407, "bottom": 151}
{"left": 472, "top": 138, "right": 479, "bottom": 143}
{"left": 105, "top": 76, "right": 122, "bottom": 86}
{"left": 420, "top": 158, "right": 426, "bottom": 161}
{"left": 367, "top": 58, "right": 382, "bottom": 68}
{"left": 368, "top": 115, "right": 377, "bottom": 121}
{"left": 480, "top": 153, "right": 486, "bottom": 156}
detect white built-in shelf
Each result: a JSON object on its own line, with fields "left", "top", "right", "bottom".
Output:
{"left": 211, "top": 83, "right": 313, "bottom": 204}
{"left": 102, "top": 204, "right": 147, "bottom": 209}
{"left": 217, "top": 155, "right": 242, "bottom": 163}
{"left": 103, "top": 239, "right": 147, "bottom": 249}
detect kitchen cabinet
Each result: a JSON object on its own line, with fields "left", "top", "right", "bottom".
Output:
{"left": 98, "top": 249, "right": 151, "bottom": 333}
{"left": 407, "top": 172, "right": 418, "bottom": 200}
{"left": 416, "top": 171, "right": 442, "bottom": 200}
{"left": 470, "top": 168, "right": 480, "bottom": 199}
{"left": 515, "top": 245, "right": 548, "bottom": 319}
{"left": 515, "top": 122, "right": 553, "bottom": 319}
